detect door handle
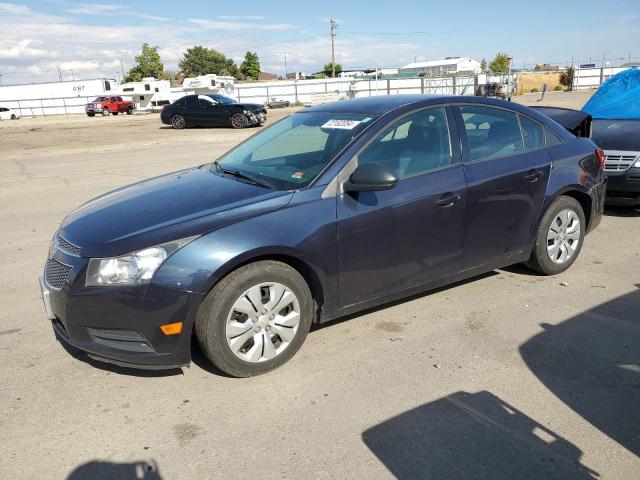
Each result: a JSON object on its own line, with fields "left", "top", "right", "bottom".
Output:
{"left": 524, "top": 169, "right": 543, "bottom": 182}
{"left": 436, "top": 192, "right": 461, "bottom": 207}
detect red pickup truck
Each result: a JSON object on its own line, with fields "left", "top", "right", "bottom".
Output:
{"left": 85, "top": 96, "right": 134, "bottom": 117}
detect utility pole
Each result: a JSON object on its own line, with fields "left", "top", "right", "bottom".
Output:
{"left": 120, "top": 59, "right": 125, "bottom": 81}
{"left": 70, "top": 69, "right": 75, "bottom": 81}
{"left": 284, "top": 52, "right": 288, "bottom": 78}
{"left": 330, "top": 19, "right": 338, "bottom": 78}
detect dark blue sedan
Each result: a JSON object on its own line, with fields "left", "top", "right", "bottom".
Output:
{"left": 40, "top": 95, "right": 606, "bottom": 376}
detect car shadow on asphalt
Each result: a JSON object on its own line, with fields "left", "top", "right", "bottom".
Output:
{"left": 310, "top": 271, "right": 499, "bottom": 333}
{"left": 363, "top": 288, "right": 639, "bottom": 478}
{"left": 67, "top": 459, "right": 162, "bottom": 480}
{"left": 362, "top": 390, "right": 599, "bottom": 479}
{"left": 604, "top": 205, "right": 640, "bottom": 217}
{"left": 520, "top": 287, "right": 640, "bottom": 456}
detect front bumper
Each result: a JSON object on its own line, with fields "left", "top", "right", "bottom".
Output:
{"left": 604, "top": 168, "right": 640, "bottom": 206}
{"left": 40, "top": 251, "right": 205, "bottom": 370}
{"left": 246, "top": 110, "right": 267, "bottom": 125}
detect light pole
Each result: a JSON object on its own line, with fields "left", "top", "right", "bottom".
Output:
{"left": 507, "top": 56, "right": 513, "bottom": 100}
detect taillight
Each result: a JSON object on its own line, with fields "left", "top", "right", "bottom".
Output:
{"left": 595, "top": 148, "right": 605, "bottom": 170}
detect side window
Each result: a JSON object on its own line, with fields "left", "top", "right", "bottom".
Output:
{"left": 185, "top": 96, "right": 198, "bottom": 107}
{"left": 174, "top": 97, "right": 186, "bottom": 107}
{"left": 519, "top": 115, "right": 545, "bottom": 151}
{"left": 359, "top": 107, "right": 452, "bottom": 179}
{"left": 459, "top": 105, "right": 524, "bottom": 161}
{"left": 104, "top": 81, "right": 111, "bottom": 91}
{"left": 145, "top": 84, "right": 151, "bottom": 91}
{"left": 545, "top": 129, "right": 563, "bottom": 147}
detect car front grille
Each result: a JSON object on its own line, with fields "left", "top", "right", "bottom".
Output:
{"left": 604, "top": 152, "right": 639, "bottom": 172}
{"left": 55, "top": 233, "right": 81, "bottom": 256}
{"left": 45, "top": 258, "right": 72, "bottom": 290}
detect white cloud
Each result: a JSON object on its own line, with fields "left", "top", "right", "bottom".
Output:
{"left": 189, "top": 18, "right": 298, "bottom": 31}
{"left": 66, "top": 3, "right": 129, "bottom": 15}
{"left": 217, "top": 15, "right": 267, "bottom": 21}
{"left": 0, "top": 40, "right": 50, "bottom": 59}
{"left": 0, "top": 2, "right": 29, "bottom": 14}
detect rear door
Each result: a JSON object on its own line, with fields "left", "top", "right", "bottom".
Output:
{"left": 336, "top": 106, "right": 467, "bottom": 307}
{"left": 453, "top": 104, "right": 549, "bottom": 269}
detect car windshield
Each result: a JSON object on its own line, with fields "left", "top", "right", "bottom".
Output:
{"left": 215, "top": 111, "right": 378, "bottom": 190}
{"left": 208, "top": 94, "right": 237, "bottom": 105}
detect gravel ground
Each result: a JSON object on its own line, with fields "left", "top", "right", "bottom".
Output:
{"left": 1, "top": 92, "right": 638, "bottom": 479}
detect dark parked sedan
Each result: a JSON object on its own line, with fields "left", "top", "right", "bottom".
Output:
{"left": 41, "top": 95, "right": 605, "bottom": 377}
{"left": 160, "top": 93, "right": 266, "bottom": 129}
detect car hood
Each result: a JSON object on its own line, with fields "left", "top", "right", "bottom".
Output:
{"left": 60, "top": 166, "right": 292, "bottom": 258}
{"left": 237, "top": 102, "right": 265, "bottom": 111}
{"left": 591, "top": 119, "right": 640, "bottom": 151}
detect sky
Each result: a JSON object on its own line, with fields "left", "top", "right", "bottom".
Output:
{"left": 0, "top": 0, "right": 638, "bottom": 85}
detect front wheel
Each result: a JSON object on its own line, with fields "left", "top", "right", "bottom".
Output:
{"left": 195, "top": 261, "right": 314, "bottom": 377}
{"left": 11, "top": 114, "right": 16, "bottom": 120}
{"left": 525, "top": 196, "right": 586, "bottom": 275}
{"left": 230, "top": 112, "right": 249, "bottom": 129}
{"left": 86, "top": 112, "right": 95, "bottom": 117}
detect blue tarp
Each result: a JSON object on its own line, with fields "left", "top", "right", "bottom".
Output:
{"left": 582, "top": 67, "right": 640, "bottom": 119}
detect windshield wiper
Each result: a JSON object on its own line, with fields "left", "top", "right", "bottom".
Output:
{"left": 211, "top": 161, "right": 273, "bottom": 189}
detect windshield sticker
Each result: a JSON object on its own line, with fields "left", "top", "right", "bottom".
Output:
{"left": 291, "top": 171, "right": 304, "bottom": 179}
{"left": 322, "top": 119, "right": 362, "bottom": 130}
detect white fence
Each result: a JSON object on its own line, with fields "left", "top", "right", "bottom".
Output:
{"left": 235, "top": 75, "right": 481, "bottom": 105}
{"left": 0, "top": 95, "right": 96, "bottom": 116}
{"left": 572, "top": 67, "right": 630, "bottom": 90}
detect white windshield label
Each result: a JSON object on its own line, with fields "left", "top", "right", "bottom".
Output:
{"left": 322, "top": 119, "right": 362, "bottom": 129}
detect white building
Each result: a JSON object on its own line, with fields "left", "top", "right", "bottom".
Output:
{"left": 116, "top": 77, "right": 171, "bottom": 111}
{"left": 0, "top": 78, "right": 118, "bottom": 116}
{"left": 400, "top": 57, "right": 481, "bottom": 76}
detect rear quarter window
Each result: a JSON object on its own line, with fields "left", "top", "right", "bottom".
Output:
{"left": 519, "top": 115, "right": 545, "bottom": 151}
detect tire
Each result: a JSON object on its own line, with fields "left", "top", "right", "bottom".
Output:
{"left": 195, "top": 261, "right": 314, "bottom": 377}
{"left": 113, "top": 112, "right": 118, "bottom": 116}
{"left": 525, "top": 196, "right": 586, "bottom": 275}
{"left": 11, "top": 114, "right": 16, "bottom": 120}
{"left": 102, "top": 108, "right": 110, "bottom": 117}
{"left": 171, "top": 114, "right": 186, "bottom": 129}
{"left": 126, "top": 107, "right": 133, "bottom": 115}
{"left": 230, "top": 112, "right": 249, "bottom": 129}
{"left": 87, "top": 112, "right": 95, "bottom": 117}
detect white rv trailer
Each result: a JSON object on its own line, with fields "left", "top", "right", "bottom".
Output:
{"left": 115, "top": 74, "right": 237, "bottom": 112}
{"left": 0, "top": 78, "right": 117, "bottom": 116}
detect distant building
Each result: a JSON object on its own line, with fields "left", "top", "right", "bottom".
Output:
{"left": 399, "top": 57, "right": 481, "bottom": 76}
{"left": 534, "top": 64, "right": 560, "bottom": 71}
{"left": 338, "top": 71, "right": 367, "bottom": 78}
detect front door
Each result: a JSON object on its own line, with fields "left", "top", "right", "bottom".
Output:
{"left": 336, "top": 106, "right": 467, "bottom": 308}
{"left": 454, "top": 104, "right": 550, "bottom": 269}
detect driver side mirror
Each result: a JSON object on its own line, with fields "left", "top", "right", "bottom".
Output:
{"left": 344, "top": 163, "right": 398, "bottom": 193}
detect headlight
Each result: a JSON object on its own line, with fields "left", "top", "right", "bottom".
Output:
{"left": 86, "top": 237, "right": 197, "bottom": 287}
{"left": 634, "top": 156, "right": 640, "bottom": 168}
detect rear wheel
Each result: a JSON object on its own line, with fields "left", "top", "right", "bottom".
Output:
{"left": 525, "top": 196, "right": 586, "bottom": 275}
{"left": 102, "top": 108, "right": 110, "bottom": 117}
{"left": 113, "top": 112, "right": 118, "bottom": 115}
{"left": 171, "top": 114, "right": 186, "bottom": 129}
{"left": 195, "top": 261, "right": 314, "bottom": 377}
{"left": 11, "top": 114, "right": 16, "bottom": 120}
{"left": 230, "top": 112, "right": 249, "bottom": 129}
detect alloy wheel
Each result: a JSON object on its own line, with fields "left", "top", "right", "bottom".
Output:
{"left": 231, "top": 113, "right": 248, "bottom": 129}
{"left": 225, "top": 282, "right": 301, "bottom": 363}
{"left": 547, "top": 209, "right": 581, "bottom": 264}
{"left": 171, "top": 114, "right": 185, "bottom": 129}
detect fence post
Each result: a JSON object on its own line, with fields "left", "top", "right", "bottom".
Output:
{"left": 599, "top": 68, "right": 604, "bottom": 86}
{"left": 421, "top": 77, "right": 425, "bottom": 94}
{"left": 41, "top": 98, "right": 44, "bottom": 117}
{"left": 452, "top": 76, "right": 457, "bottom": 95}
{"left": 237, "top": 88, "right": 242, "bottom": 101}
{"left": 294, "top": 81, "right": 299, "bottom": 104}
{"left": 266, "top": 86, "right": 269, "bottom": 103}
{"left": 62, "top": 97, "right": 67, "bottom": 116}
{"left": 386, "top": 79, "right": 390, "bottom": 95}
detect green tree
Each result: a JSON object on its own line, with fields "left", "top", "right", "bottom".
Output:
{"left": 489, "top": 53, "right": 511, "bottom": 74}
{"left": 480, "top": 58, "right": 487, "bottom": 71}
{"left": 179, "top": 45, "right": 238, "bottom": 77}
{"left": 124, "top": 43, "right": 164, "bottom": 82}
{"left": 323, "top": 63, "right": 342, "bottom": 76}
{"left": 240, "top": 51, "right": 260, "bottom": 80}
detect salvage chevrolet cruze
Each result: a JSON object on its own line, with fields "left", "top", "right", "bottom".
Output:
{"left": 40, "top": 95, "right": 606, "bottom": 377}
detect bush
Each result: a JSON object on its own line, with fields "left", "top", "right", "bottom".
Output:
{"left": 553, "top": 85, "right": 563, "bottom": 91}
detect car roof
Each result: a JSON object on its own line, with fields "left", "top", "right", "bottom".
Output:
{"left": 304, "top": 94, "right": 540, "bottom": 115}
